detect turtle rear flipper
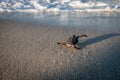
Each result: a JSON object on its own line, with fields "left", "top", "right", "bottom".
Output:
{"left": 74, "top": 45, "right": 82, "bottom": 50}
{"left": 57, "top": 42, "right": 81, "bottom": 50}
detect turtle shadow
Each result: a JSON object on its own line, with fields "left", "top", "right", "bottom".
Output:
{"left": 77, "top": 33, "right": 120, "bottom": 49}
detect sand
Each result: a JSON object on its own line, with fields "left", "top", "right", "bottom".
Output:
{"left": 0, "top": 20, "right": 120, "bottom": 80}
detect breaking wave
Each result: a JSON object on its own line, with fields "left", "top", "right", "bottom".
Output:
{"left": 0, "top": 0, "right": 120, "bottom": 12}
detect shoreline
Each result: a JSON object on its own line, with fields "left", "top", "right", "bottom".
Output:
{"left": 0, "top": 9, "right": 120, "bottom": 13}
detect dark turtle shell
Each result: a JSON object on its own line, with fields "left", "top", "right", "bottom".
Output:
{"left": 67, "top": 34, "right": 79, "bottom": 45}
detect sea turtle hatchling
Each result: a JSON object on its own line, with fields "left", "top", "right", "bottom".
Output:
{"left": 57, "top": 34, "right": 88, "bottom": 50}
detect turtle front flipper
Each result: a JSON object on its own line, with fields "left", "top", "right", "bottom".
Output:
{"left": 77, "top": 35, "right": 88, "bottom": 38}
{"left": 57, "top": 42, "right": 66, "bottom": 45}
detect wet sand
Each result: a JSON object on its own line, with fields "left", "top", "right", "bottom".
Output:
{"left": 0, "top": 21, "right": 120, "bottom": 80}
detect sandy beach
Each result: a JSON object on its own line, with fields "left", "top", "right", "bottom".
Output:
{"left": 0, "top": 13, "right": 120, "bottom": 80}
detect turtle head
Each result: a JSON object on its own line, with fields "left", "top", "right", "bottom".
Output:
{"left": 73, "top": 34, "right": 76, "bottom": 37}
